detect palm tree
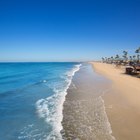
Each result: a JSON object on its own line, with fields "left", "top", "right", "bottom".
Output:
{"left": 135, "top": 47, "right": 140, "bottom": 62}
{"left": 137, "top": 54, "right": 140, "bottom": 62}
{"left": 115, "top": 54, "right": 120, "bottom": 64}
{"left": 133, "top": 55, "right": 136, "bottom": 62}
{"left": 122, "top": 50, "right": 128, "bottom": 62}
{"left": 102, "top": 57, "right": 105, "bottom": 63}
{"left": 110, "top": 56, "right": 114, "bottom": 63}
{"left": 129, "top": 56, "right": 132, "bottom": 61}
{"left": 115, "top": 54, "right": 119, "bottom": 60}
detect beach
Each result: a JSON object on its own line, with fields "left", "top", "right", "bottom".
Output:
{"left": 91, "top": 62, "right": 140, "bottom": 140}
{"left": 62, "top": 63, "right": 115, "bottom": 140}
{"left": 2, "top": 62, "right": 140, "bottom": 139}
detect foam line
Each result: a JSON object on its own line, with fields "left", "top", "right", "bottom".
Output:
{"left": 36, "top": 64, "right": 82, "bottom": 139}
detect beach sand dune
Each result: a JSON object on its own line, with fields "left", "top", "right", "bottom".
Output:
{"left": 91, "top": 62, "right": 140, "bottom": 140}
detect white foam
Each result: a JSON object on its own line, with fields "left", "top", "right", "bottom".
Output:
{"left": 43, "top": 80, "right": 47, "bottom": 83}
{"left": 100, "top": 86, "right": 116, "bottom": 140}
{"left": 100, "top": 96, "right": 116, "bottom": 140}
{"left": 36, "top": 64, "right": 82, "bottom": 140}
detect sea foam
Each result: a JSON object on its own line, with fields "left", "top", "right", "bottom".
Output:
{"left": 36, "top": 64, "right": 81, "bottom": 140}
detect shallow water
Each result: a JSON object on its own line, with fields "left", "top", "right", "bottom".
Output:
{"left": 62, "top": 63, "right": 115, "bottom": 140}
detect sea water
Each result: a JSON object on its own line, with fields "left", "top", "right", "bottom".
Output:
{"left": 0, "top": 62, "right": 81, "bottom": 140}
{"left": 0, "top": 62, "right": 115, "bottom": 140}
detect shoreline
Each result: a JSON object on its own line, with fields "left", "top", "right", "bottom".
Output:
{"left": 62, "top": 63, "right": 115, "bottom": 140}
{"left": 91, "top": 62, "right": 140, "bottom": 140}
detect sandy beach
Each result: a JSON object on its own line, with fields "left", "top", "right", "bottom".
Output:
{"left": 91, "top": 62, "right": 140, "bottom": 140}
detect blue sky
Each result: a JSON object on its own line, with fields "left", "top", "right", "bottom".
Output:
{"left": 0, "top": 0, "right": 140, "bottom": 62}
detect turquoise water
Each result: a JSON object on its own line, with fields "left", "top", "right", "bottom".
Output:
{"left": 0, "top": 62, "right": 81, "bottom": 140}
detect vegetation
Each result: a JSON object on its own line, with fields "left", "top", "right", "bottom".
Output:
{"left": 101, "top": 47, "right": 140, "bottom": 65}
{"left": 101, "top": 47, "right": 140, "bottom": 75}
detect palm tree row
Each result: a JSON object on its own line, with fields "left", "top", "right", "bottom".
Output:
{"left": 102, "top": 47, "right": 140, "bottom": 65}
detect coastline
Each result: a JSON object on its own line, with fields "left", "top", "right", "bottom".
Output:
{"left": 91, "top": 62, "right": 140, "bottom": 140}
{"left": 61, "top": 63, "right": 115, "bottom": 140}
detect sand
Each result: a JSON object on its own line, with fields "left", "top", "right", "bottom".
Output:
{"left": 91, "top": 62, "right": 140, "bottom": 140}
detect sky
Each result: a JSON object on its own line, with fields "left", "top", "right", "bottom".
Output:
{"left": 0, "top": 0, "right": 140, "bottom": 62}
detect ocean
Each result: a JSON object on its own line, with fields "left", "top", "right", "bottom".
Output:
{"left": 0, "top": 62, "right": 115, "bottom": 140}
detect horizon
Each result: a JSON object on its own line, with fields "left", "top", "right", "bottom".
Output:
{"left": 0, "top": 0, "right": 140, "bottom": 62}
{"left": 0, "top": 60, "right": 93, "bottom": 62}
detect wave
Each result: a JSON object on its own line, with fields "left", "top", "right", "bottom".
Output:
{"left": 36, "top": 64, "right": 82, "bottom": 140}
{"left": 33, "top": 80, "right": 48, "bottom": 86}
{"left": 0, "top": 73, "right": 28, "bottom": 80}
{"left": 100, "top": 96, "right": 115, "bottom": 140}
{"left": 0, "top": 80, "right": 48, "bottom": 98}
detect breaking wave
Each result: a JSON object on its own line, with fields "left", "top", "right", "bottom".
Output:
{"left": 36, "top": 64, "right": 81, "bottom": 140}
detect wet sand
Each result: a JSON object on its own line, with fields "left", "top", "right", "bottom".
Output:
{"left": 91, "top": 62, "right": 140, "bottom": 140}
{"left": 61, "top": 63, "right": 115, "bottom": 140}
